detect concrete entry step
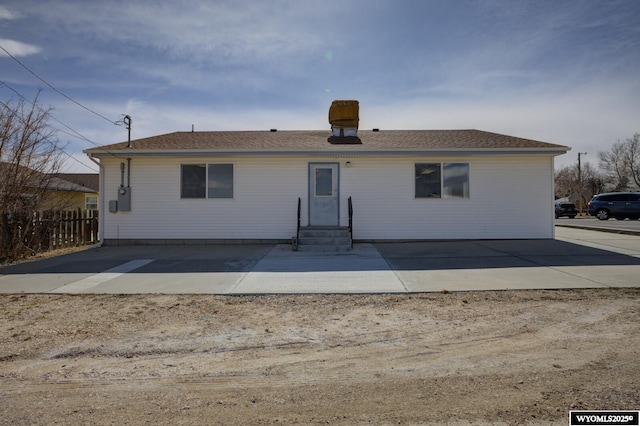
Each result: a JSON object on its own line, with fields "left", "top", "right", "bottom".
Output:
{"left": 298, "top": 244, "right": 352, "bottom": 252}
{"left": 297, "top": 226, "right": 352, "bottom": 252}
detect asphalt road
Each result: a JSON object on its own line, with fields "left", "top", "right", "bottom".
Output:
{"left": 555, "top": 216, "right": 640, "bottom": 233}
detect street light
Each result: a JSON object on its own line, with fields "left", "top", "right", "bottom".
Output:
{"left": 578, "top": 152, "right": 587, "bottom": 215}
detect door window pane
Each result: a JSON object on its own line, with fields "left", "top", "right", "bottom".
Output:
{"left": 415, "top": 163, "right": 441, "bottom": 198}
{"left": 315, "top": 168, "right": 333, "bottom": 196}
{"left": 208, "top": 164, "right": 234, "bottom": 198}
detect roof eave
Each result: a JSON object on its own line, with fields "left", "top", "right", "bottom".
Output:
{"left": 85, "top": 147, "right": 570, "bottom": 158}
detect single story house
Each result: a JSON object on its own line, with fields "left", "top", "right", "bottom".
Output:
{"left": 51, "top": 173, "right": 100, "bottom": 211}
{"left": 84, "top": 102, "right": 570, "bottom": 246}
{"left": 0, "top": 162, "right": 99, "bottom": 212}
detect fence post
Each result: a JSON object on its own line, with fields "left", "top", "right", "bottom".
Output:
{"left": 1, "top": 213, "right": 11, "bottom": 256}
{"left": 74, "top": 208, "right": 80, "bottom": 246}
{"left": 61, "top": 210, "right": 67, "bottom": 248}
{"left": 93, "top": 210, "right": 99, "bottom": 243}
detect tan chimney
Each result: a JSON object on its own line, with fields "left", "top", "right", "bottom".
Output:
{"left": 329, "top": 100, "right": 359, "bottom": 137}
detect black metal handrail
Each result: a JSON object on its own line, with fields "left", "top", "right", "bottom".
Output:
{"left": 348, "top": 196, "right": 353, "bottom": 248}
{"left": 295, "top": 197, "right": 301, "bottom": 249}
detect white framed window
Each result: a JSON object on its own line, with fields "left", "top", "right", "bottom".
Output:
{"left": 85, "top": 195, "right": 98, "bottom": 210}
{"left": 415, "top": 163, "right": 469, "bottom": 199}
{"left": 181, "top": 163, "right": 234, "bottom": 199}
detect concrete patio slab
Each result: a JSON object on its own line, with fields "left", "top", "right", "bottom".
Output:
{"left": 230, "top": 244, "right": 406, "bottom": 294}
{"left": 0, "top": 228, "right": 638, "bottom": 294}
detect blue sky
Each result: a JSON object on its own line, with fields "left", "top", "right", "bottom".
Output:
{"left": 1, "top": 0, "right": 639, "bottom": 173}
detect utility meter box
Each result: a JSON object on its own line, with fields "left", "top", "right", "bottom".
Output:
{"left": 108, "top": 200, "right": 118, "bottom": 213}
{"left": 118, "top": 186, "right": 131, "bottom": 211}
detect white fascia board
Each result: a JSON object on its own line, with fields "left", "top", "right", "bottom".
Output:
{"left": 84, "top": 147, "right": 570, "bottom": 158}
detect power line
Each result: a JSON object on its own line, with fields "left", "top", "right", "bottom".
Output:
{"left": 0, "top": 42, "right": 119, "bottom": 126}
{"left": 0, "top": 81, "right": 123, "bottom": 170}
{"left": 1, "top": 80, "right": 95, "bottom": 145}
{"left": 0, "top": 97, "right": 98, "bottom": 172}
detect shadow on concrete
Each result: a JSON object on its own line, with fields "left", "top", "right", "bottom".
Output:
{"left": 0, "top": 245, "right": 273, "bottom": 275}
{"left": 1, "top": 239, "right": 639, "bottom": 276}
{"left": 374, "top": 239, "right": 640, "bottom": 270}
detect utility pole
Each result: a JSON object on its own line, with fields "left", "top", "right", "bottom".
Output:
{"left": 123, "top": 115, "right": 132, "bottom": 148}
{"left": 578, "top": 152, "right": 587, "bottom": 216}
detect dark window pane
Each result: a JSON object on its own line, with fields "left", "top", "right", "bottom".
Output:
{"left": 208, "top": 164, "right": 234, "bottom": 198}
{"left": 181, "top": 164, "right": 206, "bottom": 198}
{"left": 415, "top": 163, "right": 441, "bottom": 198}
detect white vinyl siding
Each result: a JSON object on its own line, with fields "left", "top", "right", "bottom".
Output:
{"left": 100, "top": 155, "right": 555, "bottom": 241}
{"left": 340, "top": 156, "right": 553, "bottom": 239}
{"left": 102, "top": 157, "right": 306, "bottom": 240}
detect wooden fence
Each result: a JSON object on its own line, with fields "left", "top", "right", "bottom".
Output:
{"left": 1, "top": 209, "right": 99, "bottom": 259}
{"left": 47, "top": 209, "right": 100, "bottom": 248}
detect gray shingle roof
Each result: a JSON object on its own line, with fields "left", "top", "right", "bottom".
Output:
{"left": 46, "top": 176, "right": 98, "bottom": 193}
{"left": 85, "top": 129, "right": 569, "bottom": 155}
{"left": 0, "top": 162, "right": 98, "bottom": 193}
{"left": 56, "top": 174, "right": 99, "bottom": 192}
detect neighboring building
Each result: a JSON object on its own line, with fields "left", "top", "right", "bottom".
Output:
{"left": 84, "top": 102, "right": 570, "bottom": 245}
{"left": 39, "top": 174, "right": 99, "bottom": 211}
{"left": 0, "top": 162, "right": 98, "bottom": 212}
{"left": 55, "top": 173, "right": 100, "bottom": 211}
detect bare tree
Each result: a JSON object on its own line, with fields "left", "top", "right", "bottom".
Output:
{"left": 597, "top": 135, "right": 640, "bottom": 191}
{"left": 555, "top": 162, "right": 603, "bottom": 208}
{"left": 0, "top": 93, "right": 66, "bottom": 261}
{"left": 583, "top": 165, "right": 607, "bottom": 198}
{"left": 554, "top": 164, "right": 577, "bottom": 200}
{"left": 624, "top": 133, "right": 640, "bottom": 188}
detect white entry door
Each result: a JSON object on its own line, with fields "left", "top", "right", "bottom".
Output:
{"left": 309, "top": 163, "right": 339, "bottom": 226}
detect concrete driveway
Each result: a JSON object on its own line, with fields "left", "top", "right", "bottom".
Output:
{"left": 0, "top": 227, "right": 639, "bottom": 294}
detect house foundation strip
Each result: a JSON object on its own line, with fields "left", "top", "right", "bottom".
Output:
{"left": 48, "top": 259, "right": 155, "bottom": 294}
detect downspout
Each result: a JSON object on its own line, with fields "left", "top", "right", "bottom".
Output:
{"left": 88, "top": 154, "right": 105, "bottom": 247}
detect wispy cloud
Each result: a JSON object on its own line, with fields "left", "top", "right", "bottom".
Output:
{"left": 2, "top": 0, "right": 638, "bottom": 173}
{"left": 0, "top": 5, "right": 20, "bottom": 20}
{"left": 0, "top": 39, "right": 41, "bottom": 57}
{"left": 20, "top": 2, "right": 336, "bottom": 65}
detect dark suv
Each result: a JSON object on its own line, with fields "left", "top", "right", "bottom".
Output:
{"left": 555, "top": 202, "right": 577, "bottom": 218}
{"left": 587, "top": 192, "right": 640, "bottom": 220}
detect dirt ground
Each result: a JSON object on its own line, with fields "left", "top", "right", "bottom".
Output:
{"left": 0, "top": 288, "right": 638, "bottom": 425}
